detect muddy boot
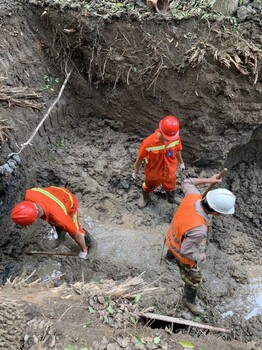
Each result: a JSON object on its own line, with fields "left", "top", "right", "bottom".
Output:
{"left": 166, "top": 190, "right": 175, "bottom": 204}
{"left": 53, "top": 227, "right": 66, "bottom": 248}
{"left": 182, "top": 285, "right": 204, "bottom": 316}
{"left": 138, "top": 190, "right": 150, "bottom": 208}
{"left": 166, "top": 249, "right": 175, "bottom": 260}
{"left": 84, "top": 229, "right": 93, "bottom": 248}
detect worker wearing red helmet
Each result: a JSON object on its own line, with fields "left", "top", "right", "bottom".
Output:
{"left": 10, "top": 186, "right": 92, "bottom": 259}
{"left": 133, "top": 115, "right": 185, "bottom": 207}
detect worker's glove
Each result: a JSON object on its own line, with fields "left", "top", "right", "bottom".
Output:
{"left": 0, "top": 163, "right": 13, "bottom": 175}
{"left": 132, "top": 171, "right": 138, "bottom": 180}
{"left": 78, "top": 251, "right": 89, "bottom": 260}
{"left": 7, "top": 153, "right": 21, "bottom": 165}
{"left": 180, "top": 163, "right": 186, "bottom": 171}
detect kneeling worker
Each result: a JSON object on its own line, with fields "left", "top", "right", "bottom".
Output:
{"left": 11, "top": 186, "right": 92, "bottom": 259}
{"left": 166, "top": 174, "right": 236, "bottom": 315}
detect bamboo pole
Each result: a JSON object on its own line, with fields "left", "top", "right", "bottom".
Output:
{"left": 140, "top": 312, "right": 231, "bottom": 333}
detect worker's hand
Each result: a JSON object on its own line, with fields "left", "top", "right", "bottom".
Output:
{"left": 180, "top": 163, "right": 186, "bottom": 171}
{"left": 132, "top": 171, "right": 138, "bottom": 180}
{"left": 78, "top": 251, "right": 89, "bottom": 260}
{"left": 209, "top": 174, "right": 222, "bottom": 184}
{"left": 8, "top": 153, "right": 21, "bottom": 165}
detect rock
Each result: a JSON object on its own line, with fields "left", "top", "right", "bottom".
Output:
{"left": 237, "top": 5, "right": 256, "bottom": 21}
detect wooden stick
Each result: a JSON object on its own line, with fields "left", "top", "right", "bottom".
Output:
{"left": 202, "top": 168, "right": 227, "bottom": 198}
{"left": 27, "top": 251, "right": 78, "bottom": 257}
{"left": 140, "top": 312, "right": 231, "bottom": 333}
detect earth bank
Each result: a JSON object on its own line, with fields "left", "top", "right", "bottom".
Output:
{"left": 0, "top": 0, "right": 261, "bottom": 349}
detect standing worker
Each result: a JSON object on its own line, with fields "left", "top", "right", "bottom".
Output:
{"left": 133, "top": 115, "right": 185, "bottom": 208}
{"left": 10, "top": 186, "right": 93, "bottom": 259}
{"left": 165, "top": 174, "right": 236, "bottom": 315}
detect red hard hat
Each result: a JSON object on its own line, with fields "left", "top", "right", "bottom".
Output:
{"left": 159, "top": 115, "right": 180, "bottom": 141}
{"left": 11, "top": 201, "right": 38, "bottom": 226}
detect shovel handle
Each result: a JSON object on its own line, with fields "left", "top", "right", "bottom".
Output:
{"left": 202, "top": 168, "right": 227, "bottom": 198}
{"left": 27, "top": 251, "right": 78, "bottom": 257}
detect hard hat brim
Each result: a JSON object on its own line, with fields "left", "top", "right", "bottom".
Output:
{"left": 160, "top": 130, "right": 179, "bottom": 141}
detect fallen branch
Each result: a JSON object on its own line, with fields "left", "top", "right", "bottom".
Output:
{"left": 140, "top": 312, "right": 231, "bottom": 334}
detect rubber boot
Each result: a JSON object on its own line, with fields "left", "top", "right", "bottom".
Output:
{"left": 53, "top": 227, "right": 66, "bottom": 248}
{"left": 84, "top": 229, "right": 93, "bottom": 248}
{"left": 166, "top": 249, "right": 175, "bottom": 260}
{"left": 138, "top": 190, "right": 150, "bottom": 208}
{"left": 182, "top": 284, "right": 204, "bottom": 315}
{"left": 166, "top": 190, "right": 175, "bottom": 204}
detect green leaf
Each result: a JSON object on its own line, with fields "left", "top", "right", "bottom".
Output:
{"left": 179, "top": 340, "right": 195, "bottom": 349}
{"left": 107, "top": 305, "right": 114, "bottom": 314}
{"left": 81, "top": 348, "right": 90, "bottom": 350}
{"left": 130, "top": 316, "right": 137, "bottom": 325}
{"left": 64, "top": 346, "right": 77, "bottom": 350}
{"left": 154, "top": 336, "right": 161, "bottom": 344}
{"left": 135, "top": 336, "right": 145, "bottom": 345}
{"left": 88, "top": 306, "right": 95, "bottom": 313}
{"left": 81, "top": 320, "right": 92, "bottom": 328}
{"left": 133, "top": 293, "right": 141, "bottom": 304}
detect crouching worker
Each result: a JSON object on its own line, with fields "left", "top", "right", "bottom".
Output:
{"left": 165, "top": 174, "right": 236, "bottom": 315}
{"left": 11, "top": 186, "right": 93, "bottom": 260}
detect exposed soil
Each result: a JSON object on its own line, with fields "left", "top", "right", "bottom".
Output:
{"left": 0, "top": 0, "right": 261, "bottom": 349}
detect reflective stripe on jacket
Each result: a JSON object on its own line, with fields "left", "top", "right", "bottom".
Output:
{"left": 137, "top": 129, "right": 182, "bottom": 181}
{"left": 25, "top": 186, "right": 82, "bottom": 235}
{"left": 166, "top": 194, "right": 207, "bottom": 268}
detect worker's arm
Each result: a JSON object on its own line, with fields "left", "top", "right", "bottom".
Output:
{"left": 133, "top": 158, "right": 143, "bottom": 179}
{"left": 182, "top": 175, "right": 222, "bottom": 195}
{"left": 176, "top": 151, "right": 185, "bottom": 170}
{"left": 193, "top": 174, "right": 222, "bottom": 186}
{"left": 71, "top": 231, "right": 89, "bottom": 259}
{"left": 181, "top": 227, "right": 207, "bottom": 265}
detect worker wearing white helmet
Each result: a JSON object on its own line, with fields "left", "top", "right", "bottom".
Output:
{"left": 165, "top": 174, "right": 236, "bottom": 316}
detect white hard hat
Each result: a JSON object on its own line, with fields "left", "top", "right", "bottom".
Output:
{"left": 206, "top": 189, "right": 236, "bottom": 214}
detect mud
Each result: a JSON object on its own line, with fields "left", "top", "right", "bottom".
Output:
{"left": 0, "top": 0, "right": 262, "bottom": 348}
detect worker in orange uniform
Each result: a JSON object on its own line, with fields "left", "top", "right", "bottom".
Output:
{"left": 10, "top": 186, "right": 92, "bottom": 259}
{"left": 165, "top": 175, "right": 236, "bottom": 315}
{"left": 133, "top": 115, "right": 185, "bottom": 208}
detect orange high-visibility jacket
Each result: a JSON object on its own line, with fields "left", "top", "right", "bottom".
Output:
{"left": 138, "top": 129, "right": 182, "bottom": 181}
{"left": 25, "top": 186, "right": 83, "bottom": 236}
{"left": 166, "top": 193, "right": 208, "bottom": 268}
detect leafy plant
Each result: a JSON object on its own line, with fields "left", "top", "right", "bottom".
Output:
{"left": 87, "top": 306, "right": 95, "bottom": 313}
{"left": 43, "top": 75, "right": 59, "bottom": 91}
{"left": 154, "top": 336, "right": 161, "bottom": 344}
{"left": 135, "top": 336, "right": 145, "bottom": 345}
{"left": 179, "top": 339, "right": 195, "bottom": 348}
{"left": 133, "top": 293, "right": 141, "bottom": 304}
{"left": 130, "top": 316, "right": 137, "bottom": 326}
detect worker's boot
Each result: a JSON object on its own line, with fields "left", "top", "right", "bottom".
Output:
{"left": 166, "top": 249, "right": 175, "bottom": 260}
{"left": 83, "top": 229, "right": 93, "bottom": 248}
{"left": 138, "top": 190, "right": 150, "bottom": 208}
{"left": 53, "top": 227, "right": 66, "bottom": 248}
{"left": 166, "top": 190, "right": 175, "bottom": 204}
{"left": 182, "top": 284, "right": 204, "bottom": 316}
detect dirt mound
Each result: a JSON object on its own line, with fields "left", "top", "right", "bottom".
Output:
{"left": 1, "top": 276, "right": 258, "bottom": 350}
